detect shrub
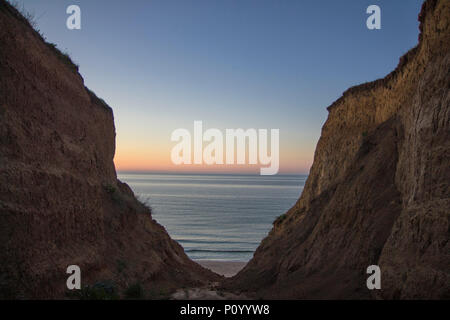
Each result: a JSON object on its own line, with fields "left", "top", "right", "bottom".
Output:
{"left": 103, "top": 184, "right": 153, "bottom": 214}
{"left": 6, "top": 1, "right": 79, "bottom": 74}
{"left": 9, "top": 0, "right": 38, "bottom": 29}
{"left": 103, "top": 184, "right": 117, "bottom": 194}
{"left": 136, "top": 195, "right": 153, "bottom": 214}
{"left": 103, "top": 184, "right": 126, "bottom": 206}
{"left": 274, "top": 213, "right": 288, "bottom": 225}
{"left": 147, "top": 286, "right": 171, "bottom": 300}
{"left": 68, "top": 281, "right": 119, "bottom": 300}
{"left": 124, "top": 282, "right": 145, "bottom": 300}
{"left": 45, "top": 43, "right": 79, "bottom": 73}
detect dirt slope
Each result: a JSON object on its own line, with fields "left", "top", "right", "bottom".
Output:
{"left": 225, "top": 0, "right": 450, "bottom": 299}
{"left": 0, "top": 1, "right": 218, "bottom": 299}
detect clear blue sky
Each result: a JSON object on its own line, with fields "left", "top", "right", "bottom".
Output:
{"left": 14, "top": 0, "right": 424, "bottom": 173}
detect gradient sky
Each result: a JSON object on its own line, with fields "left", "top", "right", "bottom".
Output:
{"left": 14, "top": 0, "right": 424, "bottom": 174}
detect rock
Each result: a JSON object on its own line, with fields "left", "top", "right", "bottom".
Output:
{"left": 0, "top": 1, "right": 218, "bottom": 299}
{"left": 225, "top": 0, "right": 450, "bottom": 299}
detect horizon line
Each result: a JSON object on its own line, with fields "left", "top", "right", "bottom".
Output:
{"left": 116, "top": 170, "right": 309, "bottom": 176}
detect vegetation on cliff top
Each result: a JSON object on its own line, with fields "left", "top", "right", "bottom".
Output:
{"left": 2, "top": 1, "right": 79, "bottom": 73}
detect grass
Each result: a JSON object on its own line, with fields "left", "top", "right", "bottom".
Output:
{"left": 103, "top": 184, "right": 117, "bottom": 195}
{"left": 136, "top": 195, "right": 153, "bottom": 214}
{"left": 3, "top": 0, "right": 110, "bottom": 114}
{"left": 85, "top": 87, "right": 112, "bottom": 111}
{"left": 45, "top": 42, "right": 79, "bottom": 73}
{"left": 8, "top": 0, "right": 38, "bottom": 29}
{"left": 103, "top": 184, "right": 153, "bottom": 215}
{"left": 124, "top": 282, "right": 145, "bottom": 300}
{"left": 67, "top": 281, "right": 119, "bottom": 300}
{"left": 66, "top": 280, "right": 173, "bottom": 300}
{"left": 147, "top": 286, "right": 171, "bottom": 300}
{"left": 103, "top": 183, "right": 125, "bottom": 207}
{"left": 273, "top": 213, "right": 288, "bottom": 225}
{"left": 5, "top": 0, "right": 79, "bottom": 74}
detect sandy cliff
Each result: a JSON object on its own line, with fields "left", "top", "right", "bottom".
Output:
{"left": 0, "top": 1, "right": 217, "bottom": 299}
{"left": 226, "top": 0, "right": 450, "bottom": 299}
{"left": 1, "top": 0, "right": 448, "bottom": 300}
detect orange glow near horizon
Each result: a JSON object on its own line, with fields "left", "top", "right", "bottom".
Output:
{"left": 114, "top": 140, "right": 315, "bottom": 175}
{"left": 113, "top": 118, "right": 319, "bottom": 175}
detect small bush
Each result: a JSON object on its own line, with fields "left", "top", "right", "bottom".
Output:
{"left": 124, "top": 282, "right": 145, "bottom": 300}
{"left": 103, "top": 184, "right": 126, "bottom": 206}
{"left": 86, "top": 88, "right": 111, "bottom": 110}
{"left": 136, "top": 195, "right": 153, "bottom": 214}
{"left": 45, "top": 43, "right": 79, "bottom": 73}
{"left": 9, "top": 0, "right": 37, "bottom": 29}
{"left": 103, "top": 184, "right": 117, "bottom": 194}
{"left": 68, "top": 281, "right": 119, "bottom": 300}
{"left": 103, "top": 185, "right": 153, "bottom": 214}
{"left": 147, "top": 286, "right": 171, "bottom": 300}
{"left": 6, "top": 1, "right": 79, "bottom": 74}
{"left": 274, "top": 213, "right": 288, "bottom": 225}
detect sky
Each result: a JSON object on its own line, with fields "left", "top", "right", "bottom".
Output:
{"left": 14, "top": 0, "right": 424, "bottom": 174}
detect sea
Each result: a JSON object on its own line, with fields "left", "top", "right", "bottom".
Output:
{"left": 118, "top": 173, "right": 306, "bottom": 262}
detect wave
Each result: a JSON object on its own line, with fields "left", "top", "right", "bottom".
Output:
{"left": 177, "top": 239, "right": 259, "bottom": 245}
{"left": 185, "top": 249, "right": 254, "bottom": 253}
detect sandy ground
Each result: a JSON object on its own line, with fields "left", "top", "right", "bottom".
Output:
{"left": 170, "top": 260, "right": 249, "bottom": 300}
{"left": 196, "top": 260, "right": 247, "bottom": 278}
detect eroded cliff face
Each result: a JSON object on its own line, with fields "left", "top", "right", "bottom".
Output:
{"left": 226, "top": 0, "right": 450, "bottom": 299}
{"left": 0, "top": 2, "right": 217, "bottom": 299}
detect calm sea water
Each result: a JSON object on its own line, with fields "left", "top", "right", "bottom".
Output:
{"left": 118, "top": 173, "right": 306, "bottom": 262}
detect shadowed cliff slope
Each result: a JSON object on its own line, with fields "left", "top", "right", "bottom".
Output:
{"left": 226, "top": 0, "right": 449, "bottom": 299}
{"left": 0, "top": 1, "right": 218, "bottom": 299}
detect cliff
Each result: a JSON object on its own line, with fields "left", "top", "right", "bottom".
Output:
{"left": 0, "top": 1, "right": 217, "bottom": 299}
{"left": 226, "top": 0, "right": 450, "bottom": 299}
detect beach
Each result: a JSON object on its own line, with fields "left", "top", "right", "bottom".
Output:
{"left": 197, "top": 260, "right": 247, "bottom": 278}
{"left": 171, "top": 260, "right": 249, "bottom": 299}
